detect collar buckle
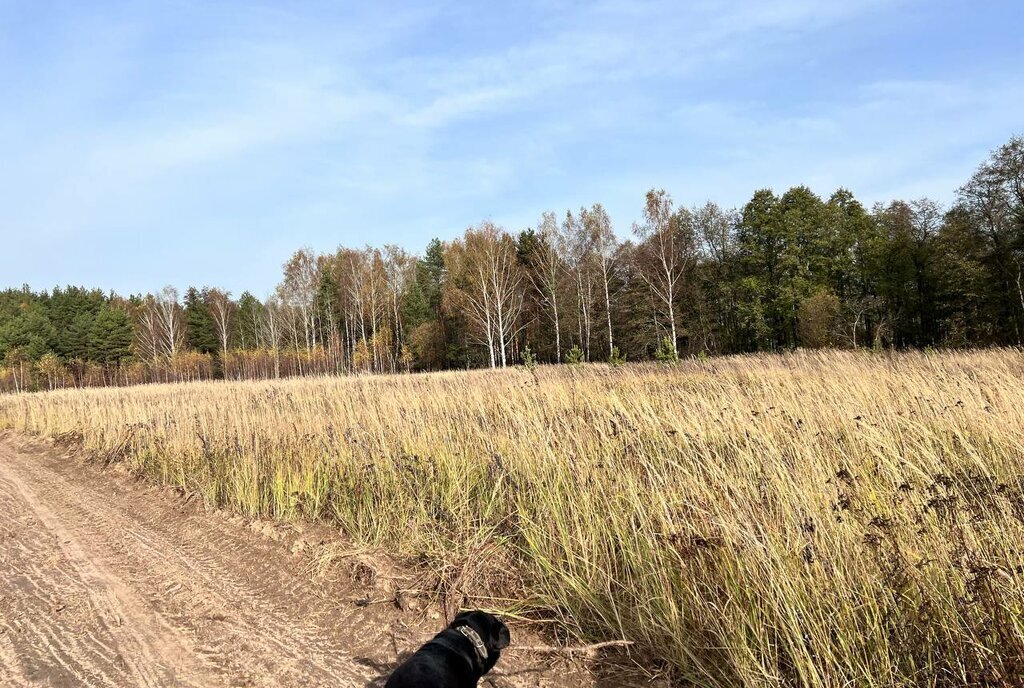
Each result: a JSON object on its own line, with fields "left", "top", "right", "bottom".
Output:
{"left": 456, "top": 624, "right": 489, "bottom": 662}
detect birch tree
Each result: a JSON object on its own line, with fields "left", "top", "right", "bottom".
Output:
{"left": 155, "top": 286, "right": 186, "bottom": 358}
{"left": 562, "top": 210, "right": 597, "bottom": 359}
{"left": 208, "top": 288, "right": 234, "bottom": 361}
{"left": 336, "top": 248, "right": 370, "bottom": 353}
{"left": 525, "top": 211, "right": 566, "bottom": 361}
{"left": 383, "top": 244, "right": 414, "bottom": 367}
{"left": 366, "top": 248, "right": 388, "bottom": 371}
{"left": 279, "top": 248, "right": 320, "bottom": 351}
{"left": 445, "top": 223, "right": 525, "bottom": 368}
{"left": 260, "top": 296, "right": 285, "bottom": 378}
{"left": 583, "top": 203, "right": 618, "bottom": 357}
{"left": 632, "top": 189, "right": 695, "bottom": 356}
{"left": 134, "top": 297, "right": 162, "bottom": 365}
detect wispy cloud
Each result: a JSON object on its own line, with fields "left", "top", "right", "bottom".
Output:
{"left": 0, "top": 0, "right": 1021, "bottom": 295}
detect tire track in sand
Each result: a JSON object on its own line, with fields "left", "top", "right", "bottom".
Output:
{"left": 0, "top": 436, "right": 374, "bottom": 687}
{"left": 0, "top": 461, "right": 211, "bottom": 686}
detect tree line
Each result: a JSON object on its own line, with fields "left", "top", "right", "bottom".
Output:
{"left": 2, "top": 136, "right": 1022, "bottom": 392}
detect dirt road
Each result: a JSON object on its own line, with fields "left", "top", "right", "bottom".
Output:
{"left": 0, "top": 434, "right": 649, "bottom": 687}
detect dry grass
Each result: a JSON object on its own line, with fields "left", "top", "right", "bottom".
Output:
{"left": 2, "top": 349, "right": 1023, "bottom": 686}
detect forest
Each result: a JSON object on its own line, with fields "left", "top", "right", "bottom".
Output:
{"left": 1, "top": 136, "right": 1022, "bottom": 392}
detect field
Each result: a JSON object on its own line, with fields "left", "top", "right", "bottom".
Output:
{"left": 2, "top": 350, "right": 1023, "bottom": 686}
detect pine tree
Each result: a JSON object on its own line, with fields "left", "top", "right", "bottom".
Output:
{"left": 184, "top": 287, "right": 217, "bottom": 354}
{"left": 0, "top": 305, "right": 56, "bottom": 360}
{"left": 47, "top": 286, "right": 105, "bottom": 359}
{"left": 63, "top": 312, "right": 94, "bottom": 360}
{"left": 89, "top": 307, "right": 134, "bottom": 364}
{"left": 235, "top": 292, "right": 265, "bottom": 350}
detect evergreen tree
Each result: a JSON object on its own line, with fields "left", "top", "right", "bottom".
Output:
{"left": 63, "top": 312, "right": 95, "bottom": 360}
{"left": 235, "top": 292, "right": 264, "bottom": 350}
{"left": 0, "top": 305, "right": 56, "bottom": 360}
{"left": 47, "top": 286, "right": 105, "bottom": 359}
{"left": 89, "top": 306, "right": 134, "bottom": 364}
{"left": 418, "top": 238, "right": 446, "bottom": 317}
{"left": 315, "top": 268, "right": 340, "bottom": 342}
{"left": 184, "top": 287, "right": 217, "bottom": 354}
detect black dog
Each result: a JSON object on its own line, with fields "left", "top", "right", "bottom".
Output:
{"left": 385, "top": 610, "right": 510, "bottom": 687}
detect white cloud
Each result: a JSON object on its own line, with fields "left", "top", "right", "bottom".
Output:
{"left": 1, "top": 0, "right": 1020, "bottom": 294}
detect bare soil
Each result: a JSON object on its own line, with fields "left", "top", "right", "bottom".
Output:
{"left": 0, "top": 433, "right": 663, "bottom": 687}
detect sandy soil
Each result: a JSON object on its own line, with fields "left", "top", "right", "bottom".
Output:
{"left": 0, "top": 433, "right": 662, "bottom": 687}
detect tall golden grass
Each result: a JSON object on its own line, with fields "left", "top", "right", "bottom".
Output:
{"left": 2, "top": 350, "right": 1023, "bottom": 686}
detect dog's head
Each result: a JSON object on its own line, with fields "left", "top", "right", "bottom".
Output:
{"left": 452, "top": 610, "right": 510, "bottom": 671}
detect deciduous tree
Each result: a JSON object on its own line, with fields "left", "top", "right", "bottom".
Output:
{"left": 633, "top": 189, "right": 695, "bottom": 357}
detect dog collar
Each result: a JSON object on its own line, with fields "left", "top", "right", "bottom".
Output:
{"left": 456, "top": 625, "right": 489, "bottom": 663}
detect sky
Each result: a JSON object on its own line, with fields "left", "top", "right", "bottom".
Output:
{"left": 1, "top": 0, "right": 1022, "bottom": 297}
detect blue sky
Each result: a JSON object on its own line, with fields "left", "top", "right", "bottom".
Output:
{"left": 1, "top": 1, "right": 1022, "bottom": 297}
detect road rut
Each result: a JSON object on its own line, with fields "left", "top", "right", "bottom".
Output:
{"left": 0, "top": 434, "right": 656, "bottom": 687}
{"left": 0, "top": 434, "right": 384, "bottom": 686}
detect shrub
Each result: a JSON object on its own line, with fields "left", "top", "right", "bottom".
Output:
{"left": 608, "top": 346, "right": 626, "bottom": 368}
{"left": 797, "top": 290, "right": 841, "bottom": 349}
{"left": 654, "top": 336, "right": 678, "bottom": 363}
{"left": 521, "top": 345, "right": 538, "bottom": 371}
{"left": 564, "top": 345, "right": 584, "bottom": 365}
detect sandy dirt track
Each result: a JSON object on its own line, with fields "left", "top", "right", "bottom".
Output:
{"left": 0, "top": 434, "right": 653, "bottom": 687}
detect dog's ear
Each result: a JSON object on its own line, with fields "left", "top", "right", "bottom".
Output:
{"left": 453, "top": 610, "right": 472, "bottom": 624}
{"left": 495, "top": 622, "right": 511, "bottom": 650}
{"left": 484, "top": 616, "right": 510, "bottom": 651}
